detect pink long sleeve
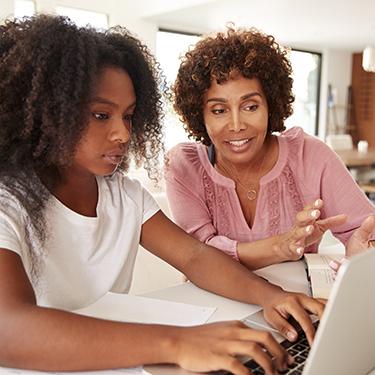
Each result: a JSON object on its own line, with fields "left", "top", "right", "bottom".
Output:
{"left": 165, "top": 127, "right": 375, "bottom": 259}
{"left": 165, "top": 143, "right": 239, "bottom": 260}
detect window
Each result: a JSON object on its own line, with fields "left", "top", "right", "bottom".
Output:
{"left": 285, "top": 50, "right": 321, "bottom": 136}
{"left": 156, "top": 30, "right": 200, "bottom": 150}
{"left": 14, "top": 0, "right": 35, "bottom": 18}
{"left": 56, "top": 6, "right": 108, "bottom": 29}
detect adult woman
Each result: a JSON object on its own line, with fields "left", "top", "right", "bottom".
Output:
{"left": 0, "top": 15, "right": 325, "bottom": 375}
{"left": 165, "top": 24, "right": 375, "bottom": 271}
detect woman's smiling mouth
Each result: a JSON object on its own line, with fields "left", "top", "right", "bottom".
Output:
{"left": 227, "top": 139, "right": 250, "bottom": 147}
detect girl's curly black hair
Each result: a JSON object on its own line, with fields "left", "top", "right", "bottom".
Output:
{"left": 0, "top": 14, "right": 166, "bottom": 278}
{"left": 172, "top": 24, "right": 295, "bottom": 145}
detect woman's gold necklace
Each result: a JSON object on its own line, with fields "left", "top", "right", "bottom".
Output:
{"left": 218, "top": 144, "right": 267, "bottom": 201}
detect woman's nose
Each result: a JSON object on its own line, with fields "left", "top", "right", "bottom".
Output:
{"left": 227, "top": 112, "right": 246, "bottom": 132}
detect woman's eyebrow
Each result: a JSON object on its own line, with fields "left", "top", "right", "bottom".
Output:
{"left": 206, "top": 92, "right": 262, "bottom": 104}
{"left": 206, "top": 97, "right": 226, "bottom": 104}
{"left": 241, "top": 92, "right": 262, "bottom": 101}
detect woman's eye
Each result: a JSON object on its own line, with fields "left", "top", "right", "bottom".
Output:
{"left": 211, "top": 109, "right": 226, "bottom": 115}
{"left": 246, "top": 104, "right": 259, "bottom": 111}
{"left": 124, "top": 114, "right": 133, "bottom": 120}
{"left": 93, "top": 113, "right": 108, "bottom": 120}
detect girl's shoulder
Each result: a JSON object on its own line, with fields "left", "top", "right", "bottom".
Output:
{"left": 100, "top": 173, "right": 159, "bottom": 214}
{"left": 101, "top": 172, "right": 143, "bottom": 192}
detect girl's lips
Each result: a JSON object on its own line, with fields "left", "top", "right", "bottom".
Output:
{"left": 103, "top": 153, "right": 125, "bottom": 164}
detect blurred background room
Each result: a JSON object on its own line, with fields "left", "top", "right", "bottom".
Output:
{"left": 2, "top": 0, "right": 375, "bottom": 292}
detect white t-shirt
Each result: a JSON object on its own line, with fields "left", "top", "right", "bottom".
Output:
{"left": 0, "top": 173, "right": 160, "bottom": 311}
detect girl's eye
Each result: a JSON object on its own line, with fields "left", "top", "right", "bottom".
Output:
{"left": 124, "top": 114, "right": 133, "bottom": 120}
{"left": 93, "top": 113, "right": 108, "bottom": 120}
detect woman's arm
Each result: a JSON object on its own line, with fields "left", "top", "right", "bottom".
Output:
{"left": 0, "top": 247, "right": 294, "bottom": 375}
{"left": 237, "top": 200, "right": 348, "bottom": 270}
{"left": 165, "top": 147, "right": 346, "bottom": 270}
{"left": 140, "top": 211, "right": 326, "bottom": 346}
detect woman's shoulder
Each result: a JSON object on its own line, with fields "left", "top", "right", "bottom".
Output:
{"left": 276, "top": 126, "right": 343, "bottom": 180}
{"left": 168, "top": 142, "right": 200, "bottom": 160}
{"left": 167, "top": 142, "right": 208, "bottom": 171}
{"left": 280, "top": 126, "right": 333, "bottom": 155}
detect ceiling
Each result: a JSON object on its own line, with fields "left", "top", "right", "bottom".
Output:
{"left": 140, "top": 0, "right": 375, "bottom": 53}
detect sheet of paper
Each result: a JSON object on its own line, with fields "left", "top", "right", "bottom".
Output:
{"left": 75, "top": 292, "right": 216, "bottom": 326}
{"left": 0, "top": 366, "right": 143, "bottom": 375}
{"left": 0, "top": 293, "right": 216, "bottom": 375}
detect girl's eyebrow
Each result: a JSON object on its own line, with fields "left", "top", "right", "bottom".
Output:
{"left": 92, "top": 97, "right": 136, "bottom": 110}
{"left": 206, "top": 92, "right": 262, "bottom": 104}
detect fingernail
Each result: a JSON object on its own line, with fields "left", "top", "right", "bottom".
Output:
{"left": 287, "top": 353, "right": 294, "bottom": 365}
{"left": 287, "top": 330, "right": 296, "bottom": 341}
{"left": 332, "top": 273, "right": 337, "bottom": 280}
{"left": 311, "top": 210, "right": 318, "bottom": 218}
{"left": 329, "top": 260, "right": 338, "bottom": 270}
{"left": 341, "top": 257, "right": 349, "bottom": 264}
{"left": 306, "top": 225, "right": 312, "bottom": 233}
{"left": 314, "top": 199, "right": 320, "bottom": 207}
{"left": 296, "top": 247, "right": 303, "bottom": 254}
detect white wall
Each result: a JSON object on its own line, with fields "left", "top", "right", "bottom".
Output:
{"left": 1, "top": 0, "right": 159, "bottom": 52}
{"left": 318, "top": 49, "right": 352, "bottom": 141}
{"left": 1, "top": 0, "right": 354, "bottom": 141}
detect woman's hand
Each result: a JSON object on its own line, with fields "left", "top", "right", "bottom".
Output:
{"left": 170, "top": 320, "right": 294, "bottom": 375}
{"left": 329, "top": 256, "right": 349, "bottom": 280}
{"left": 329, "top": 215, "right": 375, "bottom": 279}
{"left": 279, "top": 199, "right": 347, "bottom": 260}
{"left": 262, "top": 290, "right": 326, "bottom": 347}
{"left": 346, "top": 215, "right": 375, "bottom": 257}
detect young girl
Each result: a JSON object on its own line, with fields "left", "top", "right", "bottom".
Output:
{"left": 0, "top": 15, "right": 325, "bottom": 375}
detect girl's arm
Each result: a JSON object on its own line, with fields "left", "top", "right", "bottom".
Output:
{"left": 140, "top": 211, "right": 326, "bottom": 346}
{"left": 0, "top": 247, "right": 292, "bottom": 375}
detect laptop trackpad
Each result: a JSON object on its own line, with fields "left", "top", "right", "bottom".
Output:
{"left": 241, "top": 310, "right": 284, "bottom": 342}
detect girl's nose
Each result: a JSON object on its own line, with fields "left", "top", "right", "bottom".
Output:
{"left": 111, "top": 117, "right": 131, "bottom": 143}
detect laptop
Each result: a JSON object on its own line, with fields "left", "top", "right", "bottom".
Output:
{"left": 143, "top": 247, "right": 375, "bottom": 375}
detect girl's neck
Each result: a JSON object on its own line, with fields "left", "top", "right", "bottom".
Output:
{"left": 53, "top": 172, "right": 99, "bottom": 217}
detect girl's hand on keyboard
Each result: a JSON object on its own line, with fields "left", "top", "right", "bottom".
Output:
{"left": 170, "top": 320, "right": 294, "bottom": 375}
{"left": 262, "top": 291, "right": 326, "bottom": 347}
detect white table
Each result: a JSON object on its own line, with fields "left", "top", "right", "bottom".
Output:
{"left": 142, "top": 259, "right": 310, "bottom": 324}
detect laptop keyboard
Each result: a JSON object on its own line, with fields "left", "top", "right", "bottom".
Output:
{"left": 232, "top": 320, "right": 320, "bottom": 375}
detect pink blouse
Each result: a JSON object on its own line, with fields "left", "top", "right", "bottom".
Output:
{"left": 165, "top": 127, "right": 375, "bottom": 260}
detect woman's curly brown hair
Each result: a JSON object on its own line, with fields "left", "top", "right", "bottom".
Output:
{"left": 0, "top": 14, "right": 166, "bottom": 277}
{"left": 172, "top": 24, "right": 295, "bottom": 145}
